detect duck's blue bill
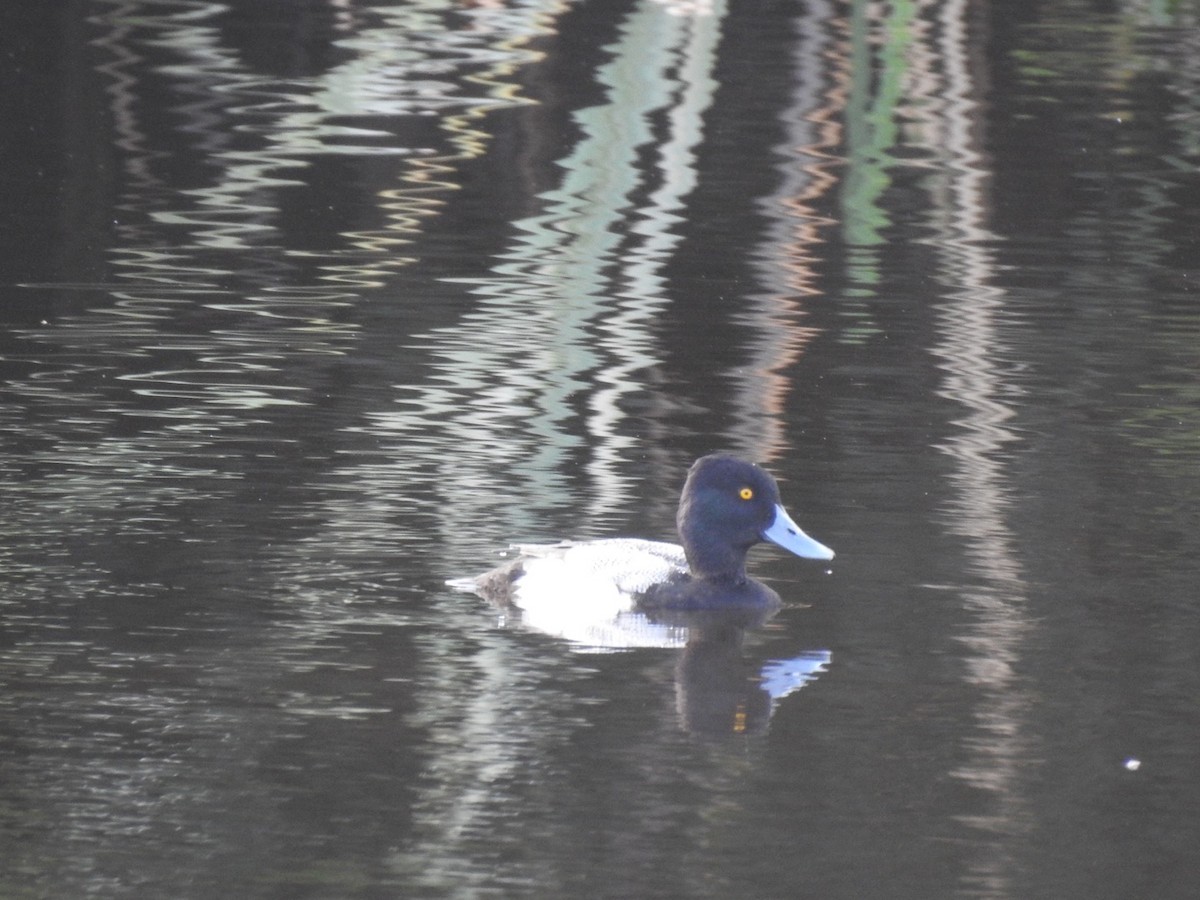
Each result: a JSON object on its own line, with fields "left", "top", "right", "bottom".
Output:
{"left": 762, "top": 504, "right": 835, "bottom": 560}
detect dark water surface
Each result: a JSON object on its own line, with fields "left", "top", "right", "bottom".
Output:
{"left": 3, "top": 1, "right": 1200, "bottom": 897}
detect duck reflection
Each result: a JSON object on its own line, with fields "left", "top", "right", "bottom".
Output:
{"left": 493, "top": 601, "right": 830, "bottom": 737}
{"left": 663, "top": 608, "right": 830, "bottom": 736}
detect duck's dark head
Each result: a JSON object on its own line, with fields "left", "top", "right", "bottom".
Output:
{"left": 675, "top": 454, "right": 833, "bottom": 584}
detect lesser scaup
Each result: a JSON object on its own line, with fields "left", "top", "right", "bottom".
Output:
{"left": 448, "top": 454, "right": 834, "bottom": 624}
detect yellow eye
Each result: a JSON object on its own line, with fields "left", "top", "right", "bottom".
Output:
{"left": 739, "top": 487, "right": 754, "bottom": 500}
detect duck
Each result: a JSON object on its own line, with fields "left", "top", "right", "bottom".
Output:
{"left": 447, "top": 455, "right": 834, "bottom": 631}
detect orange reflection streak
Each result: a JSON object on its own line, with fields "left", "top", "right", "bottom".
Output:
{"left": 743, "top": 5, "right": 847, "bottom": 464}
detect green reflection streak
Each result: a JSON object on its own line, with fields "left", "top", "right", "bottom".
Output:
{"left": 840, "top": 0, "right": 916, "bottom": 342}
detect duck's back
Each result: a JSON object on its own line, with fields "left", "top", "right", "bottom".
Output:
{"left": 450, "top": 538, "right": 687, "bottom": 607}
{"left": 513, "top": 539, "right": 687, "bottom": 596}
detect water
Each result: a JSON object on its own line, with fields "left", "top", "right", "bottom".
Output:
{"left": 2, "top": 1, "right": 1200, "bottom": 897}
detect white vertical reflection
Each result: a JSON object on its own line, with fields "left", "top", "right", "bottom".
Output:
{"left": 916, "top": 2, "right": 1035, "bottom": 896}
{"left": 381, "top": 0, "right": 730, "bottom": 528}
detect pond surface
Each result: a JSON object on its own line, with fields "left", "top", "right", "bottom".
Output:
{"left": 2, "top": 1, "right": 1200, "bottom": 897}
